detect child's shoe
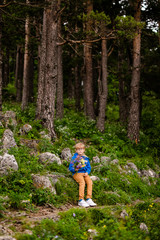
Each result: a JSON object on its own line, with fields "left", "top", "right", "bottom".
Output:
{"left": 78, "top": 199, "right": 89, "bottom": 208}
{"left": 86, "top": 198, "right": 97, "bottom": 207}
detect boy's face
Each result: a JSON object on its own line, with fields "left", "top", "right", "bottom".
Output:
{"left": 76, "top": 148, "right": 85, "bottom": 156}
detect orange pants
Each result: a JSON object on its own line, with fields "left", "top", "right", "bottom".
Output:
{"left": 73, "top": 173, "right": 93, "bottom": 200}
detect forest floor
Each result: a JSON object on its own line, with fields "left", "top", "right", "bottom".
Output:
{"left": 1, "top": 198, "right": 160, "bottom": 237}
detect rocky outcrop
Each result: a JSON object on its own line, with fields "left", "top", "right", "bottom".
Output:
{"left": 2, "top": 129, "right": 17, "bottom": 151}
{"left": 0, "top": 111, "right": 17, "bottom": 128}
{"left": 0, "top": 153, "right": 18, "bottom": 176}
{"left": 61, "top": 148, "right": 72, "bottom": 161}
{"left": 39, "top": 152, "right": 62, "bottom": 165}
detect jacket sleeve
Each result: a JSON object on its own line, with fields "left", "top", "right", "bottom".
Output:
{"left": 69, "top": 155, "right": 76, "bottom": 174}
{"left": 83, "top": 158, "right": 91, "bottom": 174}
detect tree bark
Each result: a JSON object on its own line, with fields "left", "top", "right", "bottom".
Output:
{"left": 0, "top": 5, "right": 2, "bottom": 111}
{"left": 21, "top": 0, "right": 31, "bottom": 110}
{"left": 56, "top": 0, "right": 63, "bottom": 119}
{"left": 83, "top": 0, "right": 95, "bottom": 119}
{"left": 3, "top": 49, "right": 9, "bottom": 87}
{"left": 118, "top": 48, "right": 128, "bottom": 124}
{"left": 15, "top": 45, "right": 23, "bottom": 102}
{"left": 127, "top": 0, "right": 142, "bottom": 142}
{"left": 96, "top": 38, "right": 108, "bottom": 132}
{"left": 36, "top": 0, "right": 58, "bottom": 139}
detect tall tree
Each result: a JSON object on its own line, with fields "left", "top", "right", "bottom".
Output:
{"left": 127, "top": 0, "right": 142, "bottom": 141}
{"left": 56, "top": 0, "right": 63, "bottom": 119}
{"left": 15, "top": 45, "right": 23, "bottom": 102}
{"left": 36, "top": 0, "right": 58, "bottom": 139}
{"left": 21, "top": 0, "right": 31, "bottom": 110}
{"left": 0, "top": 2, "right": 2, "bottom": 111}
{"left": 96, "top": 37, "right": 108, "bottom": 131}
{"left": 83, "top": 0, "right": 95, "bottom": 119}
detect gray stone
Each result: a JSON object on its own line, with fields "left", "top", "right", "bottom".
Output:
{"left": 141, "top": 169, "right": 157, "bottom": 178}
{"left": 2, "top": 129, "right": 17, "bottom": 151}
{"left": 20, "top": 124, "right": 32, "bottom": 135}
{"left": 100, "top": 156, "right": 111, "bottom": 165}
{"left": 140, "top": 223, "right": 149, "bottom": 233}
{"left": 40, "top": 131, "right": 51, "bottom": 141}
{"left": 0, "top": 237, "right": 16, "bottom": 240}
{"left": 0, "top": 111, "right": 17, "bottom": 128}
{"left": 90, "top": 176, "right": 100, "bottom": 181}
{"left": 39, "top": 152, "right": 61, "bottom": 165}
{"left": 32, "top": 174, "right": 56, "bottom": 194}
{"left": 110, "top": 159, "right": 119, "bottom": 165}
{"left": 125, "top": 162, "right": 138, "bottom": 172}
{"left": 0, "top": 153, "right": 18, "bottom": 176}
{"left": 92, "top": 156, "right": 100, "bottom": 163}
{"left": 120, "top": 210, "right": 129, "bottom": 219}
{"left": 61, "top": 148, "right": 72, "bottom": 161}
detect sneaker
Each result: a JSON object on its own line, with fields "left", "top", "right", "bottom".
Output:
{"left": 78, "top": 199, "right": 90, "bottom": 208}
{"left": 86, "top": 199, "right": 97, "bottom": 207}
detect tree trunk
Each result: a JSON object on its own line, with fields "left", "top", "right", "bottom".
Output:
{"left": 3, "top": 49, "right": 9, "bottom": 87}
{"left": 36, "top": 0, "right": 58, "bottom": 139}
{"left": 21, "top": 0, "right": 31, "bottom": 110}
{"left": 118, "top": 48, "right": 128, "bottom": 124}
{"left": 96, "top": 38, "right": 108, "bottom": 132}
{"left": 28, "top": 53, "right": 34, "bottom": 102}
{"left": 0, "top": 5, "right": 2, "bottom": 111}
{"left": 56, "top": 0, "right": 63, "bottom": 119}
{"left": 83, "top": 0, "right": 95, "bottom": 119}
{"left": 127, "top": 0, "right": 142, "bottom": 142}
{"left": 15, "top": 45, "right": 23, "bottom": 102}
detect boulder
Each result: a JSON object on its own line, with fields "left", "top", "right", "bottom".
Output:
{"left": 32, "top": 174, "right": 56, "bottom": 194}
{"left": 141, "top": 169, "right": 157, "bottom": 178}
{"left": 120, "top": 210, "right": 129, "bottom": 219}
{"left": 110, "top": 159, "right": 119, "bottom": 165}
{"left": 2, "top": 129, "right": 17, "bottom": 151}
{"left": 90, "top": 176, "right": 100, "bottom": 181}
{"left": 40, "top": 131, "right": 51, "bottom": 141}
{"left": 92, "top": 156, "right": 100, "bottom": 163}
{"left": 100, "top": 156, "right": 111, "bottom": 165}
{"left": 140, "top": 223, "right": 149, "bottom": 233}
{"left": 0, "top": 153, "right": 18, "bottom": 176}
{"left": 0, "top": 236, "right": 16, "bottom": 240}
{"left": 20, "top": 124, "right": 32, "bottom": 135}
{"left": 0, "top": 111, "right": 17, "bottom": 128}
{"left": 61, "top": 148, "right": 72, "bottom": 161}
{"left": 39, "top": 152, "right": 61, "bottom": 165}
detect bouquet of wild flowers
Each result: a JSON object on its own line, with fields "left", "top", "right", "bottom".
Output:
{"left": 72, "top": 155, "right": 87, "bottom": 170}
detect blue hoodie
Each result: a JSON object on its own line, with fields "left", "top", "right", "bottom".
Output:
{"left": 69, "top": 153, "right": 91, "bottom": 175}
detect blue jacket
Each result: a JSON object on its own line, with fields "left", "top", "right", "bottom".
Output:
{"left": 69, "top": 153, "right": 91, "bottom": 175}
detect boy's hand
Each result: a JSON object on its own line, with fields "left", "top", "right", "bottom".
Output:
{"left": 84, "top": 172, "right": 88, "bottom": 176}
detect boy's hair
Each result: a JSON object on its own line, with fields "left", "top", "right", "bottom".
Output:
{"left": 75, "top": 142, "right": 85, "bottom": 149}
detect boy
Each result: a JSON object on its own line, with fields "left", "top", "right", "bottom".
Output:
{"left": 69, "top": 142, "right": 97, "bottom": 207}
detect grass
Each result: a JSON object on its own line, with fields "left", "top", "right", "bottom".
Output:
{"left": 0, "top": 96, "right": 160, "bottom": 239}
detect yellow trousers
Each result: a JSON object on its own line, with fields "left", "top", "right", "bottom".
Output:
{"left": 73, "top": 173, "right": 93, "bottom": 200}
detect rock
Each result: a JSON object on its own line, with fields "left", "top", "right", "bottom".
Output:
{"left": 110, "top": 159, "right": 119, "bottom": 165}
{"left": 40, "top": 131, "right": 51, "bottom": 141}
{"left": 0, "top": 111, "right": 17, "bottom": 128}
{"left": 0, "top": 153, "right": 18, "bottom": 176}
{"left": 124, "top": 162, "right": 138, "bottom": 172}
{"left": 90, "top": 176, "right": 100, "bottom": 181}
{"left": 20, "top": 124, "right": 32, "bottom": 135}
{"left": 2, "top": 129, "right": 17, "bottom": 151}
{"left": 120, "top": 210, "right": 129, "bottom": 219}
{"left": 48, "top": 173, "right": 65, "bottom": 185}
{"left": 100, "top": 156, "right": 111, "bottom": 165}
{"left": 0, "top": 225, "right": 13, "bottom": 236}
{"left": 20, "top": 139, "right": 39, "bottom": 150}
{"left": 39, "top": 152, "right": 61, "bottom": 165}
{"left": 92, "top": 156, "right": 100, "bottom": 163}
{"left": 61, "top": 148, "right": 72, "bottom": 161}
{"left": 0, "top": 236, "right": 16, "bottom": 240}
{"left": 140, "top": 223, "right": 149, "bottom": 233}
{"left": 88, "top": 229, "right": 98, "bottom": 239}
{"left": 32, "top": 174, "right": 56, "bottom": 194}
{"left": 141, "top": 169, "right": 157, "bottom": 178}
